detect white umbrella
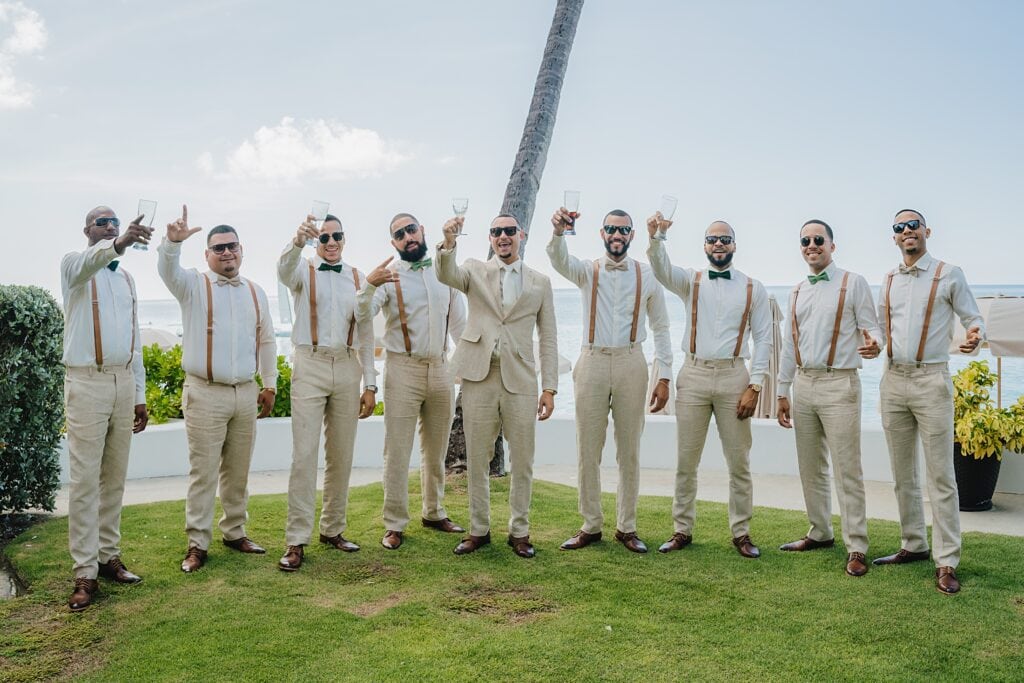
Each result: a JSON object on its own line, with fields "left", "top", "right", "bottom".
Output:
{"left": 951, "top": 296, "right": 1024, "bottom": 407}
{"left": 139, "top": 327, "right": 179, "bottom": 349}
{"left": 754, "top": 294, "right": 783, "bottom": 419}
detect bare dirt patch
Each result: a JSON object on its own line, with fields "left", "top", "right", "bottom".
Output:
{"left": 346, "top": 591, "right": 413, "bottom": 618}
{"left": 442, "top": 578, "right": 556, "bottom": 624}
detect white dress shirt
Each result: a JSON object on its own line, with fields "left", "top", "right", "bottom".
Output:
{"left": 777, "top": 263, "right": 882, "bottom": 398}
{"left": 878, "top": 253, "right": 984, "bottom": 365}
{"left": 647, "top": 239, "right": 772, "bottom": 386}
{"left": 278, "top": 243, "right": 375, "bottom": 387}
{"left": 356, "top": 256, "right": 466, "bottom": 359}
{"left": 499, "top": 258, "right": 523, "bottom": 311}
{"left": 547, "top": 234, "right": 673, "bottom": 380}
{"left": 61, "top": 239, "right": 145, "bottom": 403}
{"left": 158, "top": 238, "right": 278, "bottom": 387}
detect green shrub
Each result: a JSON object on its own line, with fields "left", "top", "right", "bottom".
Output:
{"left": 258, "top": 354, "right": 292, "bottom": 417}
{"left": 0, "top": 285, "right": 64, "bottom": 515}
{"left": 143, "top": 343, "right": 185, "bottom": 424}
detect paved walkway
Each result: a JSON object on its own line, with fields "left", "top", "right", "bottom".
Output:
{"left": 49, "top": 466, "right": 1024, "bottom": 537}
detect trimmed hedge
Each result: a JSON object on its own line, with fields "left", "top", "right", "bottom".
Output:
{"left": 0, "top": 285, "right": 64, "bottom": 515}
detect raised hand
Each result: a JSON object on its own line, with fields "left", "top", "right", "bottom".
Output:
{"left": 442, "top": 217, "right": 463, "bottom": 249}
{"left": 293, "top": 214, "right": 320, "bottom": 249}
{"left": 551, "top": 207, "right": 574, "bottom": 236}
{"left": 777, "top": 396, "right": 793, "bottom": 429}
{"left": 857, "top": 329, "right": 881, "bottom": 359}
{"left": 167, "top": 204, "right": 203, "bottom": 243}
{"left": 366, "top": 256, "right": 397, "bottom": 287}
{"left": 646, "top": 211, "right": 672, "bottom": 239}
{"left": 114, "top": 214, "right": 154, "bottom": 252}
{"left": 960, "top": 326, "right": 982, "bottom": 353}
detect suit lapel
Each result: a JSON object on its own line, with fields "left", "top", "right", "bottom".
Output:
{"left": 505, "top": 265, "right": 535, "bottom": 319}
{"left": 485, "top": 258, "right": 504, "bottom": 316}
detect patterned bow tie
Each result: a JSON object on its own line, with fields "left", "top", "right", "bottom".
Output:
{"left": 708, "top": 269, "right": 731, "bottom": 280}
{"left": 318, "top": 263, "right": 343, "bottom": 273}
{"left": 898, "top": 263, "right": 920, "bottom": 277}
{"left": 216, "top": 275, "right": 242, "bottom": 287}
{"left": 604, "top": 259, "right": 628, "bottom": 272}
{"left": 807, "top": 271, "right": 829, "bottom": 285}
{"left": 410, "top": 258, "right": 432, "bottom": 271}
{"left": 107, "top": 260, "right": 120, "bottom": 272}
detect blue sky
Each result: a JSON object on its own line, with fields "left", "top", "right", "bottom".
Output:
{"left": 2, "top": 1, "right": 1022, "bottom": 300}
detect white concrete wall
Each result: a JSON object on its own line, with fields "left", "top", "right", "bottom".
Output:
{"left": 58, "top": 415, "right": 1024, "bottom": 494}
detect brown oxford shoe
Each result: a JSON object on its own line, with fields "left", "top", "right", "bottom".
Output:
{"left": 320, "top": 534, "right": 360, "bottom": 552}
{"left": 508, "top": 534, "right": 536, "bottom": 558}
{"left": 733, "top": 535, "right": 761, "bottom": 559}
{"left": 98, "top": 556, "right": 142, "bottom": 584}
{"left": 381, "top": 530, "right": 403, "bottom": 550}
{"left": 68, "top": 578, "right": 98, "bottom": 612}
{"left": 223, "top": 536, "right": 266, "bottom": 554}
{"left": 936, "top": 566, "right": 960, "bottom": 594}
{"left": 278, "top": 545, "right": 304, "bottom": 572}
{"left": 454, "top": 533, "right": 491, "bottom": 555}
{"left": 846, "top": 552, "right": 869, "bottom": 577}
{"left": 658, "top": 532, "right": 693, "bottom": 553}
{"left": 560, "top": 530, "right": 602, "bottom": 550}
{"left": 422, "top": 517, "right": 466, "bottom": 534}
{"left": 779, "top": 536, "right": 835, "bottom": 552}
{"left": 181, "top": 546, "right": 208, "bottom": 573}
{"left": 614, "top": 530, "right": 648, "bottom": 554}
{"left": 872, "top": 548, "right": 930, "bottom": 566}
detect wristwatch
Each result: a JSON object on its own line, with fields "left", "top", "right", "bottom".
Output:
{"left": 365, "top": 385, "right": 378, "bottom": 393}
{"left": 747, "top": 383, "right": 762, "bottom": 393}
{"left": 543, "top": 388, "right": 557, "bottom": 396}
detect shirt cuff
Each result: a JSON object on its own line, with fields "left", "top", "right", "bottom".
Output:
{"left": 161, "top": 237, "right": 182, "bottom": 254}
{"left": 777, "top": 382, "right": 792, "bottom": 400}
{"left": 135, "top": 390, "right": 146, "bottom": 405}
{"left": 749, "top": 373, "right": 765, "bottom": 388}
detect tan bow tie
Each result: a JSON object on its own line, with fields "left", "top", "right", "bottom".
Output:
{"left": 216, "top": 275, "right": 242, "bottom": 287}
{"left": 898, "top": 264, "right": 920, "bottom": 277}
{"left": 604, "top": 259, "right": 628, "bottom": 272}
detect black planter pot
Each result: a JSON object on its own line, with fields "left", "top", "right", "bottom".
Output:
{"left": 953, "top": 442, "right": 1002, "bottom": 512}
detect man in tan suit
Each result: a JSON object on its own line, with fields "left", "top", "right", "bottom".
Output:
{"left": 436, "top": 213, "right": 558, "bottom": 558}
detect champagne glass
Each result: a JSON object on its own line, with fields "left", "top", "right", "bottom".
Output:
{"left": 563, "top": 190, "right": 580, "bottom": 236}
{"left": 653, "top": 194, "right": 677, "bottom": 242}
{"left": 452, "top": 197, "right": 468, "bottom": 236}
{"left": 309, "top": 200, "right": 330, "bottom": 247}
{"left": 134, "top": 199, "right": 157, "bottom": 251}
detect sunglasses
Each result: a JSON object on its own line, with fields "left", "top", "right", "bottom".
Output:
{"left": 603, "top": 225, "right": 633, "bottom": 236}
{"left": 704, "top": 235, "right": 734, "bottom": 245}
{"left": 318, "top": 231, "right": 345, "bottom": 244}
{"left": 892, "top": 220, "right": 922, "bottom": 234}
{"left": 489, "top": 226, "right": 519, "bottom": 237}
{"left": 209, "top": 242, "right": 240, "bottom": 254}
{"left": 93, "top": 217, "right": 120, "bottom": 228}
{"left": 392, "top": 223, "right": 419, "bottom": 240}
{"left": 800, "top": 235, "right": 826, "bottom": 247}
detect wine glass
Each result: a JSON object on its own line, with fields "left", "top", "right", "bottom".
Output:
{"left": 134, "top": 200, "right": 157, "bottom": 251}
{"left": 563, "top": 190, "right": 580, "bottom": 236}
{"left": 452, "top": 197, "right": 468, "bottom": 236}
{"left": 653, "top": 194, "right": 677, "bottom": 242}
{"left": 309, "top": 200, "right": 330, "bottom": 247}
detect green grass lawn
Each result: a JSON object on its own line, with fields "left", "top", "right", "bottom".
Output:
{"left": 2, "top": 477, "right": 1023, "bottom": 682}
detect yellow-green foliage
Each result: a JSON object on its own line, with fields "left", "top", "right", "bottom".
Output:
{"left": 953, "top": 360, "right": 1024, "bottom": 459}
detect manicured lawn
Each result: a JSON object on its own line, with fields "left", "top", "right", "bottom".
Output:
{"left": 2, "top": 477, "right": 1023, "bottom": 682}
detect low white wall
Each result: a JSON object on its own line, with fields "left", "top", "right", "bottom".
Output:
{"left": 58, "top": 415, "right": 1024, "bottom": 494}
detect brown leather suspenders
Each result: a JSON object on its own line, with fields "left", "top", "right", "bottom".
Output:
{"left": 885, "top": 262, "right": 945, "bottom": 363}
{"left": 202, "top": 274, "right": 263, "bottom": 381}
{"left": 90, "top": 270, "right": 137, "bottom": 368}
{"left": 588, "top": 260, "right": 642, "bottom": 345}
{"left": 690, "top": 272, "right": 752, "bottom": 357}
{"left": 790, "top": 271, "right": 850, "bottom": 369}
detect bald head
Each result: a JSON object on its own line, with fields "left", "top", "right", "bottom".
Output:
{"left": 85, "top": 206, "right": 114, "bottom": 227}
{"left": 706, "top": 221, "right": 735, "bottom": 238}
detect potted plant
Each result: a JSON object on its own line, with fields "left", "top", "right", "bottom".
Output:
{"left": 952, "top": 360, "right": 1024, "bottom": 511}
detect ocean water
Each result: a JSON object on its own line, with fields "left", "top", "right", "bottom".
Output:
{"left": 138, "top": 284, "right": 1024, "bottom": 425}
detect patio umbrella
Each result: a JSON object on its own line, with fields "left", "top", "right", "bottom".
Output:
{"left": 139, "top": 327, "right": 179, "bottom": 349}
{"left": 753, "top": 294, "right": 783, "bottom": 419}
{"left": 951, "top": 296, "right": 1024, "bottom": 406}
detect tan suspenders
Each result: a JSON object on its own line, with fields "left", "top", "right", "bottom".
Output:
{"left": 202, "top": 274, "right": 262, "bottom": 381}
{"left": 790, "top": 271, "right": 850, "bottom": 369}
{"left": 588, "top": 260, "right": 642, "bottom": 345}
{"left": 885, "top": 261, "right": 945, "bottom": 363}
{"left": 689, "top": 271, "right": 752, "bottom": 357}
{"left": 89, "top": 270, "right": 137, "bottom": 368}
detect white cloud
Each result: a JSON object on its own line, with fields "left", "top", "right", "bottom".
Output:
{"left": 198, "top": 117, "right": 413, "bottom": 183}
{"left": 0, "top": 1, "right": 47, "bottom": 110}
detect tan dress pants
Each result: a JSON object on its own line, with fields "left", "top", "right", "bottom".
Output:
{"left": 880, "top": 362, "right": 960, "bottom": 568}
{"left": 182, "top": 376, "right": 258, "bottom": 550}
{"left": 381, "top": 352, "right": 454, "bottom": 532}
{"left": 673, "top": 358, "right": 753, "bottom": 538}
{"left": 792, "top": 368, "right": 868, "bottom": 554}
{"left": 462, "top": 359, "right": 536, "bottom": 538}
{"left": 285, "top": 347, "right": 362, "bottom": 546}
{"left": 65, "top": 365, "right": 135, "bottom": 579}
{"left": 573, "top": 346, "right": 647, "bottom": 535}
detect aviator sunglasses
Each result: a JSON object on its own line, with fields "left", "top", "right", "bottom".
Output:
{"left": 489, "top": 226, "right": 519, "bottom": 237}
{"left": 93, "top": 217, "right": 120, "bottom": 228}
{"left": 392, "top": 223, "right": 419, "bottom": 240}
{"left": 704, "top": 235, "right": 734, "bottom": 245}
{"left": 892, "top": 219, "right": 922, "bottom": 234}
{"left": 209, "top": 242, "right": 240, "bottom": 254}
{"left": 318, "top": 231, "right": 345, "bottom": 244}
{"left": 800, "top": 235, "right": 826, "bottom": 247}
{"left": 603, "top": 225, "right": 633, "bottom": 236}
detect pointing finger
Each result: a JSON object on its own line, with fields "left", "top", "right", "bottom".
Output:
{"left": 182, "top": 204, "right": 188, "bottom": 224}
{"left": 379, "top": 256, "right": 394, "bottom": 268}
{"left": 130, "top": 214, "right": 145, "bottom": 226}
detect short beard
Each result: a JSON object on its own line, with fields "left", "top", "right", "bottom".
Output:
{"left": 604, "top": 239, "right": 631, "bottom": 257}
{"left": 399, "top": 241, "right": 428, "bottom": 262}
{"left": 706, "top": 251, "right": 734, "bottom": 269}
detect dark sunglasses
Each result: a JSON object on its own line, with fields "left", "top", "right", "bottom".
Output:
{"left": 210, "top": 242, "right": 240, "bottom": 254}
{"left": 489, "top": 226, "right": 519, "bottom": 237}
{"left": 93, "top": 217, "right": 120, "bottom": 228}
{"left": 603, "top": 225, "right": 633, "bottom": 236}
{"left": 705, "top": 235, "right": 734, "bottom": 245}
{"left": 892, "top": 220, "right": 922, "bottom": 234}
{"left": 318, "top": 231, "right": 345, "bottom": 244}
{"left": 392, "top": 223, "right": 419, "bottom": 240}
{"left": 800, "top": 235, "right": 826, "bottom": 247}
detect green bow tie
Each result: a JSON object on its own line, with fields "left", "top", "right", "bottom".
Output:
{"left": 808, "top": 271, "right": 829, "bottom": 285}
{"left": 107, "top": 260, "right": 120, "bottom": 272}
{"left": 318, "top": 263, "right": 343, "bottom": 273}
{"left": 410, "top": 258, "right": 432, "bottom": 271}
{"left": 708, "top": 269, "right": 731, "bottom": 280}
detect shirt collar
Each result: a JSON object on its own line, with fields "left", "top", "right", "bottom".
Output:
{"left": 492, "top": 257, "right": 522, "bottom": 273}
{"left": 314, "top": 255, "right": 345, "bottom": 269}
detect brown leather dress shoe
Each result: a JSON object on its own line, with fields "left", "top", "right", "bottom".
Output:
{"left": 779, "top": 536, "right": 835, "bottom": 552}
{"left": 846, "top": 552, "right": 868, "bottom": 577}
{"left": 223, "top": 536, "right": 266, "bottom": 554}
{"left": 508, "top": 534, "right": 536, "bottom": 558}
{"left": 733, "top": 535, "right": 761, "bottom": 558}
{"left": 560, "top": 530, "right": 602, "bottom": 550}
{"left": 872, "top": 548, "right": 930, "bottom": 566}
{"left": 181, "top": 546, "right": 208, "bottom": 573}
{"left": 422, "top": 517, "right": 466, "bottom": 534}
{"left": 68, "top": 578, "right": 98, "bottom": 612}
{"left": 381, "top": 530, "right": 403, "bottom": 550}
{"left": 320, "top": 534, "right": 360, "bottom": 552}
{"left": 614, "top": 530, "right": 648, "bottom": 554}
{"left": 454, "top": 533, "right": 491, "bottom": 555}
{"left": 278, "top": 545, "right": 304, "bottom": 572}
{"left": 936, "top": 566, "right": 960, "bottom": 594}
{"left": 98, "top": 556, "right": 142, "bottom": 584}
{"left": 658, "top": 532, "right": 692, "bottom": 553}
